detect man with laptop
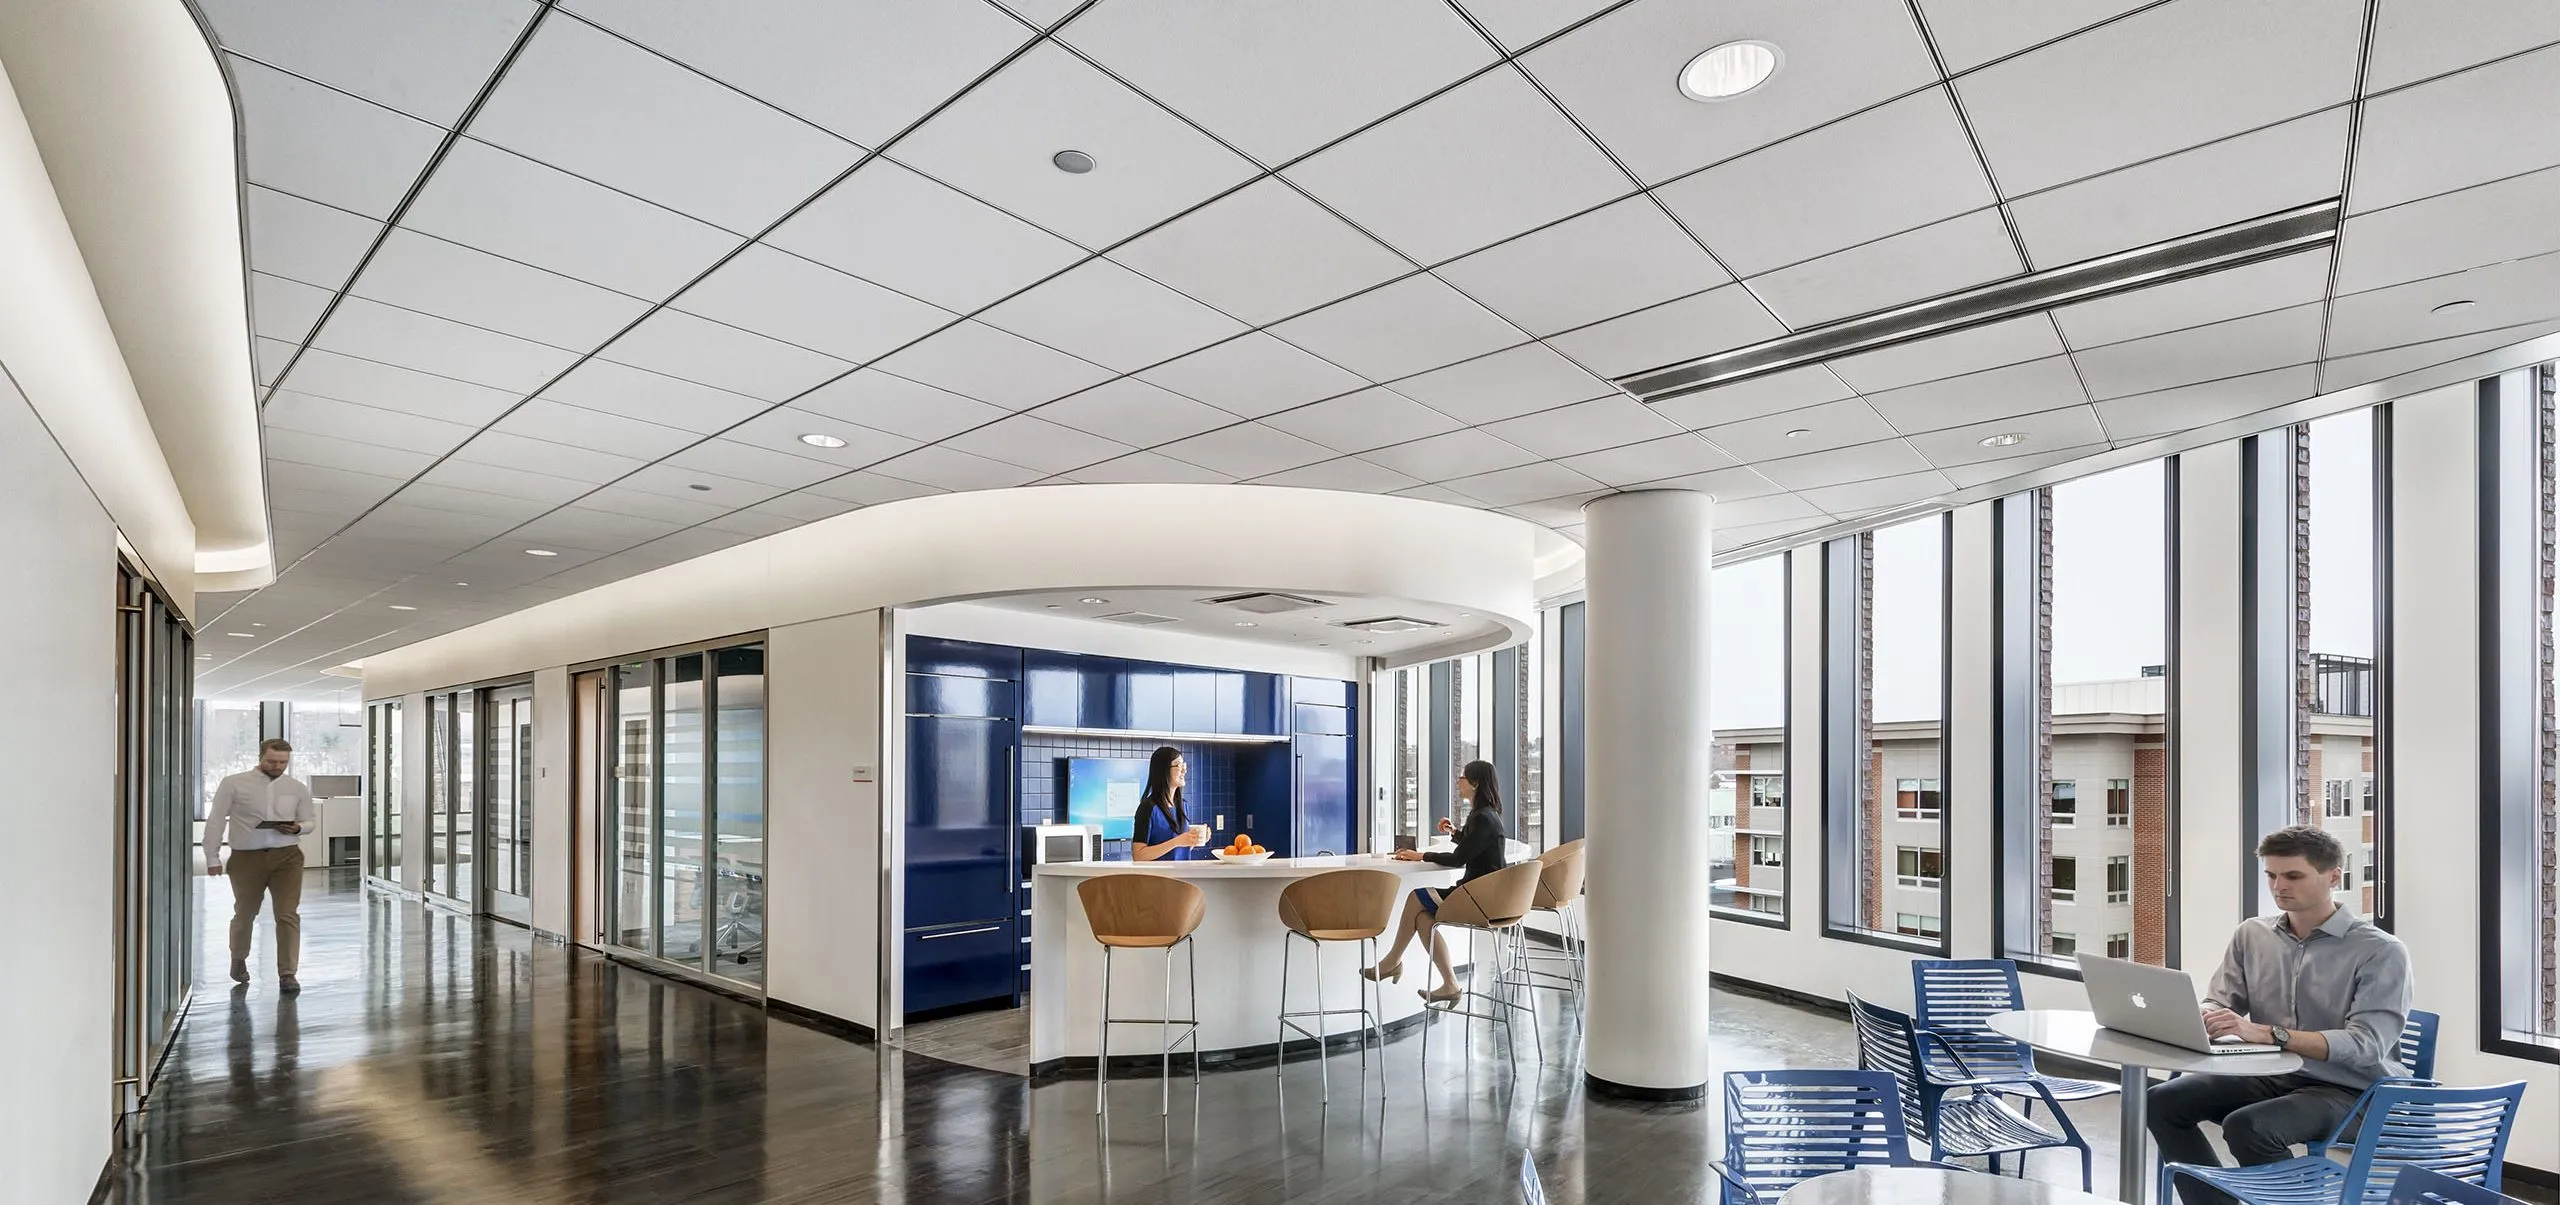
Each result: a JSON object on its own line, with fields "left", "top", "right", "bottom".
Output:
{"left": 2132, "top": 825, "right": 2413, "bottom": 1205}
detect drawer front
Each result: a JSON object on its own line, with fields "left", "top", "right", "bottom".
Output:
{"left": 903, "top": 920, "right": 1019, "bottom": 1015}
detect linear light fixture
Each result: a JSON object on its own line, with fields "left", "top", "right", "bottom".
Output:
{"left": 1616, "top": 200, "right": 2342, "bottom": 405}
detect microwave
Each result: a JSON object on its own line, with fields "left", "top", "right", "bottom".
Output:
{"left": 1031, "top": 824, "right": 1101, "bottom": 865}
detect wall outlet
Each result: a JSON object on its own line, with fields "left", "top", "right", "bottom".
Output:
{"left": 1215, "top": 816, "right": 1226, "bottom": 831}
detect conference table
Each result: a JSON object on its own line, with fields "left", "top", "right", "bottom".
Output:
{"left": 1986, "top": 1010, "right": 2302, "bottom": 1204}
{"left": 1781, "top": 1167, "right": 2126, "bottom": 1205}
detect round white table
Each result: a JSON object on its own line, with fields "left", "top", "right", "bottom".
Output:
{"left": 1986, "top": 1010, "right": 2302, "bottom": 1204}
{"left": 1780, "top": 1167, "right": 2124, "bottom": 1205}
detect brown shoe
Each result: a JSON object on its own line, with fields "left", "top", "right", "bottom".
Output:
{"left": 279, "top": 975, "right": 300, "bottom": 995}
{"left": 230, "top": 959, "right": 249, "bottom": 985}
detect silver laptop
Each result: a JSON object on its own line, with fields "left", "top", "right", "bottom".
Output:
{"left": 2077, "top": 954, "right": 2282, "bottom": 1054}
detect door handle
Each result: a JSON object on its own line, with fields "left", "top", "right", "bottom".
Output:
{"left": 920, "top": 925, "right": 1002, "bottom": 940}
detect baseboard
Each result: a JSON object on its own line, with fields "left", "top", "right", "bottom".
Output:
{"left": 2505, "top": 1161, "right": 2559, "bottom": 1192}
{"left": 1586, "top": 1072, "right": 1706, "bottom": 1101}
{"left": 769, "top": 997, "right": 877, "bottom": 1044}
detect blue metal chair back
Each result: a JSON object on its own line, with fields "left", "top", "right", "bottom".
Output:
{"left": 2396, "top": 1009, "right": 2440, "bottom": 1080}
{"left": 2386, "top": 1165, "right": 2524, "bottom": 1205}
{"left": 2330, "top": 1081, "right": 2529, "bottom": 1204}
{"left": 1845, "top": 993, "right": 1935, "bottom": 1139}
{"left": 1910, "top": 958, "right": 2037, "bottom": 1078}
{"left": 1719, "top": 1069, "right": 1920, "bottom": 1204}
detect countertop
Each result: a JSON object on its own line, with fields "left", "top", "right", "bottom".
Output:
{"left": 1031, "top": 853, "right": 1451, "bottom": 880}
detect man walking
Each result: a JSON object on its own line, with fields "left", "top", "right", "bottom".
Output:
{"left": 205, "top": 738, "right": 316, "bottom": 993}
{"left": 2147, "top": 825, "right": 2414, "bottom": 1205}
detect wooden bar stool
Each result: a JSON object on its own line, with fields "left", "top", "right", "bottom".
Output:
{"left": 1524, "top": 840, "right": 1588, "bottom": 1020}
{"left": 1274, "top": 868, "right": 1401, "bottom": 1105}
{"left": 1076, "top": 874, "right": 1206, "bottom": 1116}
{"left": 1419, "top": 860, "right": 1544, "bottom": 1071}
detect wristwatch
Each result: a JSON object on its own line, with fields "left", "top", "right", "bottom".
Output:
{"left": 2269, "top": 1026, "right": 2291, "bottom": 1050}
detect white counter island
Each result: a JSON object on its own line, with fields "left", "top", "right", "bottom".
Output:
{"left": 1028, "top": 855, "right": 1469, "bottom": 1074}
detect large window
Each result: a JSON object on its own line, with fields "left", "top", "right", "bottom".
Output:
{"left": 2305, "top": 411, "right": 2384, "bottom": 920}
{"left": 1384, "top": 665, "right": 1425, "bottom": 845}
{"left": 2486, "top": 364, "right": 2560, "bottom": 1051}
{"left": 605, "top": 639, "right": 768, "bottom": 986}
{"left": 1827, "top": 518, "right": 1948, "bottom": 945}
{"left": 1999, "top": 460, "right": 2172, "bottom": 971}
{"left": 197, "top": 704, "right": 261, "bottom": 820}
{"left": 366, "top": 701, "right": 401, "bottom": 883}
{"left": 1712, "top": 553, "right": 1788, "bottom": 922}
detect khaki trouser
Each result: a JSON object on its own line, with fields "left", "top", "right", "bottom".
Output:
{"left": 226, "top": 844, "right": 305, "bottom": 975}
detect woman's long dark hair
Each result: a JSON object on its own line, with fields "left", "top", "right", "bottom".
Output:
{"left": 1460, "top": 759, "right": 1503, "bottom": 814}
{"left": 1138, "top": 745, "right": 1187, "bottom": 833}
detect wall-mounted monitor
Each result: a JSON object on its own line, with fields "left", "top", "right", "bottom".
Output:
{"left": 1064, "top": 758, "right": 1147, "bottom": 840}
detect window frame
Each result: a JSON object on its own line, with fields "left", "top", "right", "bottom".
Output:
{"left": 1712, "top": 552, "right": 1793, "bottom": 930}
{"left": 1823, "top": 519, "right": 1953, "bottom": 954}
{"left": 2053, "top": 854, "right": 2078, "bottom": 903}
{"left": 2479, "top": 365, "right": 2560, "bottom": 1061}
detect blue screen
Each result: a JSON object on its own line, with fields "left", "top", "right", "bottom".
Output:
{"left": 1065, "top": 758, "right": 1148, "bottom": 840}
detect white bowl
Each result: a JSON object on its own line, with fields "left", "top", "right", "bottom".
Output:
{"left": 1210, "top": 849, "right": 1272, "bottom": 864}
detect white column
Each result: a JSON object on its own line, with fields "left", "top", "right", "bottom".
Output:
{"left": 1581, "top": 489, "right": 1717, "bottom": 1098}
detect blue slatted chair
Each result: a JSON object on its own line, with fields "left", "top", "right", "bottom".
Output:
{"left": 2162, "top": 1080, "right": 2527, "bottom": 1205}
{"left": 2330, "top": 1009, "right": 2446, "bottom": 1154}
{"left": 1847, "top": 992, "right": 2093, "bottom": 1190}
{"left": 1911, "top": 959, "right": 2119, "bottom": 1116}
{"left": 2386, "top": 1166, "right": 2526, "bottom": 1205}
{"left": 1711, "top": 1069, "right": 1965, "bottom": 1205}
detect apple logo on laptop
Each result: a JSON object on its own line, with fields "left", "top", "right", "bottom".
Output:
{"left": 2129, "top": 993, "right": 2148, "bottom": 1009}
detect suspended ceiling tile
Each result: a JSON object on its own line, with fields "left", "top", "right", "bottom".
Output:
{"left": 1860, "top": 354, "right": 2088, "bottom": 433}
{"left": 787, "top": 371, "right": 1013, "bottom": 442}
{"left": 243, "top": 186, "right": 383, "bottom": 290}
{"left": 749, "top": 490, "right": 865, "bottom": 524}
{"left": 1447, "top": 0, "right": 1621, "bottom": 52}
{"left": 1910, "top": 0, "right": 2151, "bottom": 72}
{"left": 228, "top": 55, "right": 446, "bottom": 220}
{"left": 262, "top": 427, "right": 441, "bottom": 479}
{"left": 1746, "top": 208, "right": 2023, "bottom": 329}
{"left": 447, "top": 429, "right": 648, "bottom": 485}
{"left": 485, "top": 398, "right": 700, "bottom": 460}
{"left": 1647, "top": 364, "right": 1857, "bottom": 431}
{"left": 390, "top": 480, "right": 571, "bottom": 522}
{"left": 869, "top": 320, "right": 1114, "bottom": 411}
{"left": 539, "top": 358, "right": 769, "bottom": 433}
{"left": 254, "top": 338, "right": 296, "bottom": 386}
{"left": 658, "top": 439, "right": 847, "bottom": 491}
{"left": 195, "top": 0, "right": 534, "bottom": 126}
{"left": 765, "top": 158, "right": 1087, "bottom": 313}
{"left": 1940, "top": 442, "right": 2109, "bottom": 489}
{"left": 1957, "top": 0, "right": 2361, "bottom": 196}
{"left": 575, "top": 483, "right": 732, "bottom": 524}
{"left": 889, "top": 43, "right": 1261, "bottom": 248}
{"left": 280, "top": 347, "right": 527, "bottom": 426}
{"left": 1545, "top": 284, "right": 1786, "bottom": 378}
{"left": 499, "top": 506, "right": 682, "bottom": 554}
{"left": 2363, "top": 0, "right": 2560, "bottom": 92}
{"left": 670, "top": 245, "right": 955, "bottom": 365}
{"left": 1656, "top": 88, "right": 1996, "bottom": 278}
{"left": 350, "top": 229, "right": 653, "bottom": 352}
{"left": 307, "top": 295, "right": 581, "bottom": 393}
{"left": 1358, "top": 428, "right": 1541, "bottom": 481}
{"left": 596, "top": 308, "right": 852, "bottom": 402}
{"left": 1057, "top": 451, "right": 1234, "bottom": 486}
{"left": 1703, "top": 396, "right": 1903, "bottom": 464}
{"left": 697, "top": 508, "right": 801, "bottom": 540}
{"left": 1440, "top": 460, "right": 1606, "bottom": 508}
{"left": 413, "top": 457, "right": 597, "bottom": 505}
{"left": 867, "top": 444, "right": 1049, "bottom": 491}
{"left": 2325, "top": 250, "right": 2560, "bottom": 359}
{"left": 1828, "top": 315, "right": 2067, "bottom": 394}
{"left": 2090, "top": 363, "right": 2315, "bottom": 442}
{"left": 613, "top": 460, "right": 793, "bottom": 507}
{"left": 1250, "top": 456, "right": 1422, "bottom": 495}
{"left": 2050, "top": 248, "right": 2331, "bottom": 350}
{"left": 2072, "top": 303, "right": 2324, "bottom": 400}
{"left": 1136, "top": 332, "right": 1369, "bottom": 419}
{"left": 944, "top": 414, "right": 1135, "bottom": 474}
{"left": 2319, "top": 319, "right": 2560, "bottom": 391}
{"left": 1284, "top": 67, "right": 1628, "bottom": 264}
{"left": 1261, "top": 387, "right": 1462, "bottom": 455}
{"left": 1480, "top": 395, "right": 1684, "bottom": 459}
{"left": 2332, "top": 165, "right": 2560, "bottom": 295}
{"left": 466, "top": 16, "right": 864, "bottom": 233}
{"left": 1386, "top": 344, "right": 1614, "bottom": 426}
{"left": 561, "top": 0, "right": 1030, "bottom": 146}
{"left": 1521, "top": 0, "right": 1938, "bottom": 185}
{"left": 977, "top": 258, "right": 1248, "bottom": 372}
{"left": 403, "top": 139, "right": 740, "bottom": 298}
{"left": 1059, "top": 0, "right": 1496, "bottom": 165}
{"left": 1904, "top": 404, "right": 2108, "bottom": 469}
{"left": 1154, "top": 423, "right": 1335, "bottom": 479}
{"left": 2004, "top": 110, "right": 2348, "bottom": 271}
{"left": 1696, "top": 489, "right": 1826, "bottom": 527}
{"left": 1435, "top": 197, "right": 1730, "bottom": 337}
{"left": 2348, "top": 43, "right": 2560, "bottom": 215}
{"left": 1268, "top": 275, "right": 1528, "bottom": 382}
{"left": 718, "top": 406, "right": 921, "bottom": 467}
{"left": 251, "top": 273, "right": 334, "bottom": 346}
{"left": 1108, "top": 179, "right": 1414, "bottom": 326}
{"left": 263, "top": 391, "right": 481, "bottom": 456}
{"left": 1794, "top": 467, "right": 1956, "bottom": 516}
{"left": 1031, "top": 378, "right": 1239, "bottom": 447}
{"left": 1556, "top": 433, "right": 1737, "bottom": 488}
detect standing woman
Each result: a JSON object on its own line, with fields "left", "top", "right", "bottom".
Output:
{"left": 1363, "top": 759, "right": 1507, "bottom": 1003}
{"left": 1129, "top": 745, "right": 1210, "bottom": 862}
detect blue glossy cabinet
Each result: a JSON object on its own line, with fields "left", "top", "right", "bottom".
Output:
{"left": 905, "top": 919, "right": 1017, "bottom": 1015}
{"left": 1078, "top": 657, "right": 1122, "bottom": 729}
{"left": 904, "top": 714, "right": 1014, "bottom": 931}
{"left": 1021, "top": 651, "right": 1080, "bottom": 727}
{"left": 1123, "top": 662, "right": 1173, "bottom": 731}
{"left": 1211, "top": 673, "right": 1248, "bottom": 734}
{"left": 1294, "top": 734, "right": 1354, "bottom": 858}
{"left": 1172, "top": 669, "right": 1216, "bottom": 733}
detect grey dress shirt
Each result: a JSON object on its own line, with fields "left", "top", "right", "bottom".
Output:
{"left": 2203, "top": 904, "right": 2413, "bottom": 1090}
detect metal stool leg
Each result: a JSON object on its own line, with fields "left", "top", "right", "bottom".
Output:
{"left": 1096, "top": 945, "right": 1112, "bottom": 1115}
{"left": 1275, "top": 936, "right": 1291, "bottom": 1084}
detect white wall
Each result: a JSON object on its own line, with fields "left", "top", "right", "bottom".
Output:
{"left": 0, "top": 367, "right": 120, "bottom": 1203}
{"left": 531, "top": 668, "right": 572, "bottom": 938}
{"left": 763, "top": 611, "right": 884, "bottom": 1029}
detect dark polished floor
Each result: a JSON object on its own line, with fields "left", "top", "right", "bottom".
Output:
{"left": 99, "top": 873, "right": 2539, "bottom": 1205}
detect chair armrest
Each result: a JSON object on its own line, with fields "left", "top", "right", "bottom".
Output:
{"left": 1709, "top": 1162, "right": 1763, "bottom": 1205}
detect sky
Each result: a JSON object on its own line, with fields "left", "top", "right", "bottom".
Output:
{"left": 1709, "top": 413, "right": 2376, "bottom": 731}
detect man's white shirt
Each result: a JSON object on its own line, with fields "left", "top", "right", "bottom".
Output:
{"left": 205, "top": 770, "right": 316, "bottom": 861}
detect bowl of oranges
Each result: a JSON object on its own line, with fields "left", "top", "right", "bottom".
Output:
{"left": 1211, "top": 834, "right": 1271, "bottom": 864}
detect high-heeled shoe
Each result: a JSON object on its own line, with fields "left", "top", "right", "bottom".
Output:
{"left": 1360, "top": 958, "right": 1403, "bottom": 983}
{"left": 1419, "top": 982, "right": 1461, "bottom": 1006}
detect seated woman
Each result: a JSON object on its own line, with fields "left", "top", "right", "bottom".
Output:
{"left": 1128, "top": 745, "right": 1209, "bottom": 862}
{"left": 1363, "top": 759, "right": 1507, "bottom": 1005}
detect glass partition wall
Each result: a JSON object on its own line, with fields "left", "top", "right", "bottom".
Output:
{"left": 366, "top": 701, "right": 401, "bottom": 888}
{"left": 603, "top": 640, "right": 767, "bottom": 988}
{"left": 113, "top": 564, "right": 194, "bottom": 1116}
{"left": 483, "top": 685, "right": 535, "bottom": 923}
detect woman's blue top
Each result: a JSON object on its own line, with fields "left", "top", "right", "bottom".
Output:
{"left": 1139, "top": 800, "right": 1206, "bottom": 861}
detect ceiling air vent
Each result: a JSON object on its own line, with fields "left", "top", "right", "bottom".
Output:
{"left": 1337, "top": 616, "right": 1445, "bottom": 634}
{"left": 1200, "top": 590, "right": 1333, "bottom": 614}
{"left": 1097, "top": 611, "right": 1180, "bottom": 626}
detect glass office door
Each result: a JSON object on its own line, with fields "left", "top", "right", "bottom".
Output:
{"left": 600, "top": 640, "right": 766, "bottom": 988}
{"left": 112, "top": 565, "right": 193, "bottom": 1116}
{"left": 425, "top": 689, "right": 478, "bottom": 908}
{"left": 481, "top": 684, "right": 534, "bottom": 923}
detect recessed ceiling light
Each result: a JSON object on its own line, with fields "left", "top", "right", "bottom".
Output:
{"left": 389, "top": 605, "right": 417, "bottom": 611}
{"left": 453, "top": 582, "right": 470, "bottom": 588}
{"left": 1679, "top": 40, "right": 1781, "bottom": 102}
{"left": 1079, "top": 597, "right": 1107, "bottom": 604}
{"left": 1785, "top": 428, "right": 1813, "bottom": 439}
{"left": 228, "top": 632, "right": 256, "bottom": 638}
{"left": 798, "top": 433, "right": 848, "bottom": 449}
{"left": 2431, "top": 299, "right": 2477, "bottom": 315}
{"left": 525, "top": 548, "right": 559, "bottom": 557}
{"left": 689, "top": 483, "right": 713, "bottom": 492}
{"left": 1979, "top": 432, "right": 2028, "bottom": 448}
{"left": 1052, "top": 149, "right": 1096, "bottom": 174}
{"left": 250, "top": 622, "right": 265, "bottom": 627}
{"left": 1235, "top": 621, "right": 1258, "bottom": 628}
